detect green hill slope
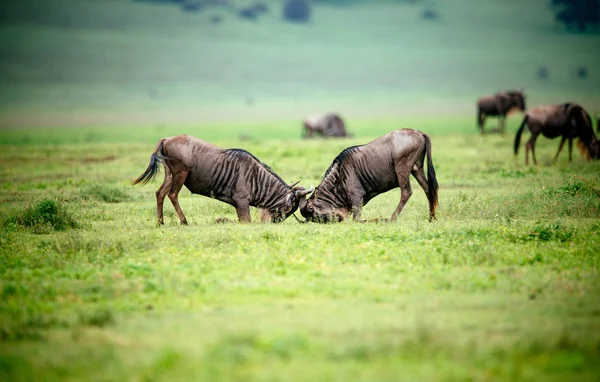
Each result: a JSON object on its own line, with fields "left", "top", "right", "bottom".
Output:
{"left": 0, "top": 0, "right": 598, "bottom": 126}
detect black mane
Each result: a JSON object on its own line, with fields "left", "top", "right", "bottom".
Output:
{"left": 321, "top": 145, "right": 362, "bottom": 181}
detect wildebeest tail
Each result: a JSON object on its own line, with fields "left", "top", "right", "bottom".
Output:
{"left": 567, "top": 104, "right": 597, "bottom": 160}
{"left": 513, "top": 115, "right": 528, "bottom": 155}
{"left": 132, "top": 138, "right": 167, "bottom": 186}
{"left": 424, "top": 134, "right": 439, "bottom": 209}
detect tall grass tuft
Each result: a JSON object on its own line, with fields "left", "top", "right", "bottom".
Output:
{"left": 3, "top": 198, "right": 80, "bottom": 233}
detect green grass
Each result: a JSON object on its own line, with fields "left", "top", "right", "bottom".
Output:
{"left": 1, "top": 119, "right": 599, "bottom": 381}
{"left": 0, "top": 0, "right": 599, "bottom": 379}
{"left": 0, "top": 0, "right": 599, "bottom": 127}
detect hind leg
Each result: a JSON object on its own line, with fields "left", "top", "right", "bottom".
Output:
{"left": 155, "top": 166, "right": 172, "bottom": 225}
{"left": 568, "top": 137, "right": 573, "bottom": 162}
{"left": 167, "top": 168, "right": 190, "bottom": 225}
{"left": 412, "top": 167, "right": 436, "bottom": 221}
{"left": 525, "top": 132, "right": 539, "bottom": 165}
{"left": 391, "top": 175, "right": 412, "bottom": 222}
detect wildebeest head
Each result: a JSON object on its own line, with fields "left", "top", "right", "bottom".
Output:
{"left": 300, "top": 188, "right": 345, "bottom": 223}
{"left": 297, "top": 147, "right": 356, "bottom": 223}
{"left": 299, "top": 156, "right": 356, "bottom": 223}
{"left": 264, "top": 182, "right": 314, "bottom": 223}
{"left": 298, "top": 186, "right": 347, "bottom": 223}
{"left": 507, "top": 90, "right": 526, "bottom": 112}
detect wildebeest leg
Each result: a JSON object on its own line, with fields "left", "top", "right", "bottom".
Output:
{"left": 479, "top": 113, "right": 486, "bottom": 134}
{"left": 155, "top": 166, "right": 173, "bottom": 225}
{"left": 554, "top": 137, "right": 567, "bottom": 161}
{"left": 411, "top": 167, "right": 435, "bottom": 221}
{"left": 351, "top": 203, "right": 363, "bottom": 221}
{"left": 234, "top": 202, "right": 251, "bottom": 223}
{"left": 391, "top": 176, "right": 412, "bottom": 221}
{"left": 525, "top": 132, "right": 539, "bottom": 165}
{"left": 167, "top": 169, "right": 189, "bottom": 225}
{"left": 302, "top": 123, "right": 311, "bottom": 139}
{"left": 499, "top": 116, "right": 505, "bottom": 134}
{"left": 568, "top": 137, "right": 573, "bottom": 162}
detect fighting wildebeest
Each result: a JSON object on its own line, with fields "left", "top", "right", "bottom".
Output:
{"left": 133, "top": 135, "right": 312, "bottom": 224}
{"left": 302, "top": 113, "right": 351, "bottom": 138}
{"left": 298, "top": 129, "right": 438, "bottom": 223}
{"left": 476, "top": 90, "right": 526, "bottom": 134}
{"left": 513, "top": 103, "right": 599, "bottom": 165}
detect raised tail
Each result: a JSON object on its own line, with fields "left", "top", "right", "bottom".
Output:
{"left": 514, "top": 115, "right": 528, "bottom": 156}
{"left": 424, "top": 134, "right": 439, "bottom": 218}
{"left": 132, "top": 138, "right": 167, "bottom": 186}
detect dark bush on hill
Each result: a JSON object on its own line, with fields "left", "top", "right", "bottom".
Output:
{"left": 551, "top": 0, "right": 600, "bottom": 32}
{"left": 283, "top": 0, "right": 311, "bottom": 22}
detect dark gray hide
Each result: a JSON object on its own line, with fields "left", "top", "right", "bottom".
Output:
{"left": 299, "top": 129, "right": 439, "bottom": 223}
{"left": 133, "top": 135, "right": 311, "bottom": 224}
{"left": 514, "top": 103, "right": 599, "bottom": 165}
{"left": 476, "top": 90, "right": 526, "bottom": 134}
{"left": 302, "top": 113, "right": 351, "bottom": 138}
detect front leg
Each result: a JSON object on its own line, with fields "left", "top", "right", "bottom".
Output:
{"left": 351, "top": 204, "right": 363, "bottom": 221}
{"left": 235, "top": 204, "right": 252, "bottom": 223}
{"left": 554, "top": 136, "right": 567, "bottom": 161}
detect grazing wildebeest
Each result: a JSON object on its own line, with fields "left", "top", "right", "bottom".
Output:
{"left": 302, "top": 113, "right": 351, "bottom": 138}
{"left": 513, "top": 103, "right": 599, "bottom": 165}
{"left": 298, "top": 129, "right": 439, "bottom": 223}
{"left": 476, "top": 90, "right": 526, "bottom": 134}
{"left": 133, "top": 135, "right": 312, "bottom": 224}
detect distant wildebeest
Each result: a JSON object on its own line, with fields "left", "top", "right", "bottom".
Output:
{"left": 421, "top": 8, "right": 440, "bottom": 21}
{"left": 576, "top": 66, "right": 588, "bottom": 79}
{"left": 297, "top": 129, "right": 439, "bottom": 223}
{"left": 514, "top": 103, "right": 599, "bottom": 165}
{"left": 133, "top": 135, "right": 312, "bottom": 224}
{"left": 476, "top": 90, "right": 526, "bottom": 134}
{"left": 302, "top": 113, "right": 351, "bottom": 138}
{"left": 537, "top": 66, "right": 549, "bottom": 80}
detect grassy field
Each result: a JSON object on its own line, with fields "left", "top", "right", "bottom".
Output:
{"left": 1, "top": 0, "right": 600, "bottom": 380}
{"left": 0, "top": 0, "right": 599, "bottom": 126}
{"left": 1, "top": 116, "right": 600, "bottom": 381}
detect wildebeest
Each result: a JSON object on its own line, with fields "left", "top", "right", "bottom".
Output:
{"left": 476, "top": 90, "right": 526, "bottom": 134}
{"left": 298, "top": 129, "right": 439, "bottom": 223}
{"left": 133, "top": 135, "right": 312, "bottom": 224}
{"left": 513, "top": 103, "right": 599, "bottom": 165}
{"left": 302, "top": 113, "right": 351, "bottom": 138}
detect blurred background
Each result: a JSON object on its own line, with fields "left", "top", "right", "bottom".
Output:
{"left": 0, "top": 0, "right": 598, "bottom": 128}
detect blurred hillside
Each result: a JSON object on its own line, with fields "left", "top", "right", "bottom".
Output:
{"left": 0, "top": 0, "right": 598, "bottom": 127}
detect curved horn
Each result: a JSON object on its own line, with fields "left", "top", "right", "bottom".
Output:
{"left": 289, "top": 180, "right": 301, "bottom": 188}
{"left": 295, "top": 186, "right": 314, "bottom": 198}
{"left": 293, "top": 214, "right": 309, "bottom": 224}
